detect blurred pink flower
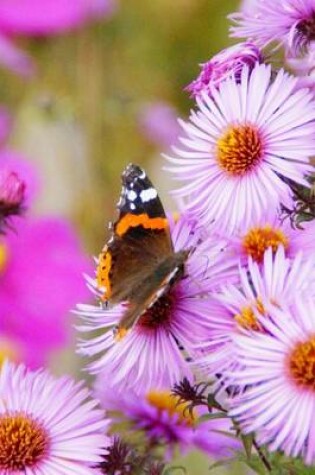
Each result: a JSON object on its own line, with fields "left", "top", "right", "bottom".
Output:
{"left": 0, "top": 217, "right": 92, "bottom": 368}
{"left": 0, "top": 149, "right": 40, "bottom": 206}
{"left": 0, "top": 168, "right": 25, "bottom": 231}
{"left": 0, "top": 0, "right": 118, "bottom": 76}
{"left": 138, "top": 102, "right": 181, "bottom": 149}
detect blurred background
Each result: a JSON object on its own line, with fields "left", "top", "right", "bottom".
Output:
{"left": 0, "top": 1, "right": 247, "bottom": 473}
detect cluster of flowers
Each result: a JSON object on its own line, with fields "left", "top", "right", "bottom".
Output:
{"left": 2, "top": 0, "right": 315, "bottom": 474}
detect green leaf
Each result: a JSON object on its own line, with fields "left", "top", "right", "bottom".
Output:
{"left": 241, "top": 433, "right": 254, "bottom": 459}
{"left": 198, "top": 412, "right": 228, "bottom": 423}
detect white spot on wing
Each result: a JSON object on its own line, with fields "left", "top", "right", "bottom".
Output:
{"left": 127, "top": 190, "right": 137, "bottom": 201}
{"left": 130, "top": 203, "right": 136, "bottom": 210}
{"left": 140, "top": 188, "right": 158, "bottom": 202}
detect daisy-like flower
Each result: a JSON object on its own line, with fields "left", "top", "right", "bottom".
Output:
{"left": 94, "top": 375, "right": 239, "bottom": 458}
{"left": 166, "top": 64, "right": 315, "bottom": 234}
{"left": 224, "top": 213, "right": 315, "bottom": 265}
{"left": 186, "top": 42, "right": 263, "bottom": 99}
{"left": 229, "top": 298, "right": 315, "bottom": 465}
{"left": 77, "top": 215, "right": 238, "bottom": 394}
{"left": 229, "top": 0, "right": 315, "bottom": 55}
{"left": 199, "top": 246, "right": 315, "bottom": 381}
{"left": 0, "top": 360, "right": 109, "bottom": 474}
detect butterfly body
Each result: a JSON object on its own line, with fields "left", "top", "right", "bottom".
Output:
{"left": 97, "top": 163, "right": 190, "bottom": 330}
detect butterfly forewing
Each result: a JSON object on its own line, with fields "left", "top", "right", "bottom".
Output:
{"left": 97, "top": 164, "right": 174, "bottom": 304}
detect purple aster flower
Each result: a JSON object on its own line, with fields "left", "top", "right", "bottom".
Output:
{"left": 0, "top": 169, "right": 25, "bottom": 232}
{"left": 186, "top": 42, "right": 263, "bottom": 99}
{"left": 77, "top": 214, "right": 238, "bottom": 393}
{"left": 165, "top": 64, "right": 315, "bottom": 235}
{"left": 229, "top": 0, "right": 315, "bottom": 55}
{"left": 223, "top": 213, "right": 315, "bottom": 265}
{"left": 94, "top": 376, "right": 239, "bottom": 458}
{"left": 0, "top": 216, "right": 92, "bottom": 368}
{"left": 229, "top": 297, "right": 315, "bottom": 465}
{"left": 198, "top": 247, "right": 315, "bottom": 383}
{"left": 0, "top": 360, "right": 109, "bottom": 473}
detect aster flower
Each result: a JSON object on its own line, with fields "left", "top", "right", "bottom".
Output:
{"left": 77, "top": 215, "right": 238, "bottom": 393}
{"left": 0, "top": 360, "right": 109, "bottom": 474}
{"left": 229, "top": 298, "right": 315, "bottom": 465}
{"left": 166, "top": 64, "right": 315, "bottom": 234}
{"left": 94, "top": 375, "right": 239, "bottom": 458}
{"left": 198, "top": 246, "right": 315, "bottom": 381}
{"left": 186, "top": 42, "right": 263, "bottom": 98}
{"left": 0, "top": 169, "right": 25, "bottom": 232}
{"left": 224, "top": 213, "right": 315, "bottom": 265}
{"left": 229, "top": 0, "right": 315, "bottom": 55}
{"left": 0, "top": 0, "right": 117, "bottom": 76}
{"left": 0, "top": 217, "right": 91, "bottom": 368}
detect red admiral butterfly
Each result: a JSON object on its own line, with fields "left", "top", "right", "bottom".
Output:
{"left": 97, "top": 163, "right": 190, "bottom": 330}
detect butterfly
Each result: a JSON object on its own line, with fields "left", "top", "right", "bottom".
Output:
{"left": 96, "top": 163, "right": 190, "bottom": 330}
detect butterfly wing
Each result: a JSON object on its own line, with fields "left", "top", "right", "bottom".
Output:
{"left": 97, "top": 164, "right": 173, "bottom": 304}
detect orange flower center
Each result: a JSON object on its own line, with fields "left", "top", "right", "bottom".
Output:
{"left": 0, "top": 413, "right": 49, "bottom": 471}
{"left": 217, "top": 124, "right": 264, "bottom": 176}
{"left": 242, "top": 225, "right": 289, "bottom": 263}
{"left": 234, "top": 298, "right": 265, "bottom": 331}
{"left": 146, "top": 390, "right": 195, "bottom": 426}
{"left": 288, "top": 337, "right": 315, "bottom": 391}
{"left": 0, "top": 243, "right": 8, "bottom": 275}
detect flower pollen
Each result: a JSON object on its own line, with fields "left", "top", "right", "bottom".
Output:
{"left": 242, "top": 225, "right": 289, "bottom": 263}
{"left": 288, "top": 337, "right": 315, "bottom": 391}
{"left": 146, "top": 390, "right": 195, "bottom": 426}
{"left": 234, "top": 305, "right": 262, "bottom": 331}
{"left": 217, "top": 124, "right": 263, "bottom": 176}
{"left": 0, "top": 412, "right": 49, "bottom": 471}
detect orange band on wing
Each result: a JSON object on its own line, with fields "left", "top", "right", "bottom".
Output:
{"left": 96, "top": 248, "right": 112, "bottom": 300}
{"left": 116, "top": 213, "right": 168, "bottom": 236}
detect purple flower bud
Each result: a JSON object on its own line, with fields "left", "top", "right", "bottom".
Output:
{"left": 0, "top": 169, "right": 26, "bottom": 230}
{"left": 186, "top": 42, "right": 263, "bottom": 99}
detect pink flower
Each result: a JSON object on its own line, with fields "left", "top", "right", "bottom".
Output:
{"left": 0, "top": 217, "right": 92, "bottom": 368}
{"left": 165, "top": 64, "right": 315, "bottom": 234}
{"left": 0, "top": 0, "right": 118, "bottom": 77}
{"left": 224, "top": 213, "right": 315, "bottom": 265}
{"left": 0, "top": 0, "right": 117, "bottom": 36}
{"left": 186, "top": 42, "right": 263, "bottom": 99}
{"left": 138, "top": 102, "right": 181, "bottom": 149}
{"left": 229, "top": 0, "right": 315, "bottom": 55}
{"left": 198, "top": 247, "right": 315, "bottom": 384}
{"left": 229, "top": 298, "right": 315, "bottom": 465}
{"left": 0, "top": 360, "right": 109, "bottom": 474}
{"left": 0, "top": 169, "right": 25, "bottom": 231}
{"left": 94, "top": 375, "right": 239, "bottom": 459}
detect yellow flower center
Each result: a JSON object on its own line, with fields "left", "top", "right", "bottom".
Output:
{"left": 0, "top": 339, "right": 19, "bottom": 367}
{"left": 0, "top": 413, "right": 49, "bottom": 471}
{"left": 288, "top": 337, "right": 315, "bottom": 391}
{"left": 146, "top": 390, "right": 195, "bottom": 426}
{"left": 234, "top": 298, "right": 265, "bottom": 331}
{"left": 242, "top": 225, "right": 289, "bottom": 263}
{"left": 217, "top": 124, "right": 264, "bottom": 176}
{"left": 0, "top": 243, "right": 8, "bottom": 274}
